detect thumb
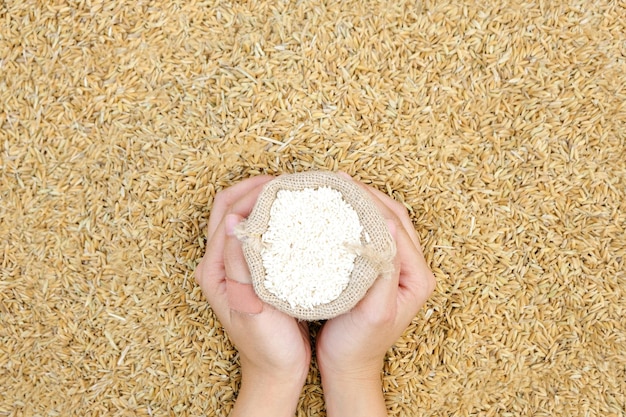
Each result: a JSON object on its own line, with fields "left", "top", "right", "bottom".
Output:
{"left": 224, "top": 214, "right": 264, "bottom": 314}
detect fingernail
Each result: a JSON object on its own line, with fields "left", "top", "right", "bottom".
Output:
{"left": 225, "top": 214, "right": 240, "bottom": 236}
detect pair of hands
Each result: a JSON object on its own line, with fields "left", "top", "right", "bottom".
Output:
{"left": 194, "top": 174, "right": 435, "bottom": 417}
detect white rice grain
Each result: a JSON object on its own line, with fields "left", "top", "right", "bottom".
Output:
{"left": 261, "top": 187, "right": 363, "bottom": 309}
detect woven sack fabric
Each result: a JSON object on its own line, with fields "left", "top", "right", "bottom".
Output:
{"left": 236, "top": 171, "right": 396, "bottom": 320}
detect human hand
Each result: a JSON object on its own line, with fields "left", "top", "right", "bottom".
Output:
{"left": 316, "top": 175, "right": 436, "bottom": 416}
{"left": 194, "top": 176, "right": 311, "bottom": 417}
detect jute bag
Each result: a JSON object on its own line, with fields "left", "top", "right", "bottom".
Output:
{"left": 236, "top": 171, "right": 396, "bottom": 320}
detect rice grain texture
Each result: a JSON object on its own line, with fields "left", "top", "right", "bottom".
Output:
{"left": 261, "top": 187, "right": 363, "bottom": 309}
{"left": 2, "top": 0, "right": 625, "bottom": 415}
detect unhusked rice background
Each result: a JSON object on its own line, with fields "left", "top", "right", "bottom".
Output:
{"left": 1, "top": 0, "right": 625, "bottom": 415}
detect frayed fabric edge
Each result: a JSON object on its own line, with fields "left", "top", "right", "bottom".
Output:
{"left": 233, "top": 220, "right": 266, "bottom": 252}
{"left": 346, "top": 241, "right": 397, "bottom": 280}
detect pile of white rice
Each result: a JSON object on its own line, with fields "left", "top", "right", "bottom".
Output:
{"left": 260, "top": 187, "right": 363, "bottom": 309}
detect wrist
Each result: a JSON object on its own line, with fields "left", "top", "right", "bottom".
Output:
{"left": 230, "top": 366, "right": 306, "bottom": 417}
{"left": 317, "top": 350, "right": 384, "bottom": 384}
{"left": 320, "top": 369, "right": 387, "bottom": 417}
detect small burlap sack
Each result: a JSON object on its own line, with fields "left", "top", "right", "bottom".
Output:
{"left": 235, "top": 171, "right": 397, "bottom": 320}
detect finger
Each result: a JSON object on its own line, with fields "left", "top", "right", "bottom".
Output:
{"left": 394, "top": 223, "right": 436, "bottom": 320}
{"left": 226, "top": 279, "right": 263, "bottom": 314}
{"left": 224, "top": 214, "right": 254, "bottom": 284}
{"left": 207, "top": 175, "right": 274, "bottom": 238}
{"left": 197, "top": 219, "right": 227, "bottom": 290}
{"left": 358, "top": 185, "right": 431, "bottom": 282}
{"left": 228, "top": 180, "right": 272, "bottom": 218}
{"left": 339, "top": 175, "right": 412, "bottom": 229}
{"left": 337, "top": 171, "right": 352, "bottom": 181}
{"left": 361, "top": 186, "right": 421, "bottom": 251}
{"left": 224, "top": 213, "right": 264, "bottom": 314}
{"left": 338, "top": 172, "right": 419, "bottom": 248}
{"left": 355, "top": 220, "right": 401, "bottom": 320}
{"left": 195, "top": 220, "right": 230, "bottom": 318}
{"left": 363, "top": 183, "right": 408, "bottom": 219}
{"left": 360, "top": 184, "right": 422, "bottom": 253}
